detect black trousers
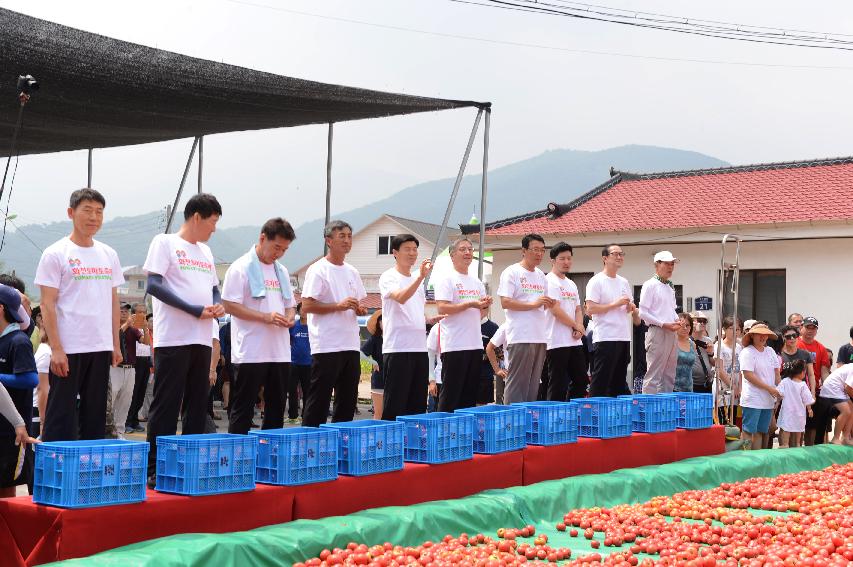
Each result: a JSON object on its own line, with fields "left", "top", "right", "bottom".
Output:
{"left": 42, "top": 351, "right": 111, "bottom": 442}
{"left": 438, "top": 349, "right": 482, "bottom": 412}
{"left": 302, "top": 351, "right": 360, "bottom": 427}
{"left": 546, "top": 345, "right": 589, "bottom": 401}
{"left": 589, "top": 341, "right": 631, "bottom": 397}
{"left": 228, "top": 362, "right": 289, "bottom": 434}
{"left": 126, "top": 356, "right": 151, "bottom": 428}
{"left": 286, "top": 364, "right": 311, "bottom": 419}
{"left": 146, "top": 345, "right": 211, "bottom": 475}
{"left": 382, "top": 352, "right": 429, "bottom": 421}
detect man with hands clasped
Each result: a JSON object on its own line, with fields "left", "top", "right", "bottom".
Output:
{"left": 639, "top": 251, "right": 682, "bottom": 394}
{"left": 435, "top": 238, "right": 492, "bottom": 412}
{"left": 143, "top": 194, "right": 225, "bottom": 481}
{"left": 222, "top": 218, "right": 297, "bottom": 434}
{"left": 585, "top": 244, "right": 641, "bottom": 397}
{"left": 301, "top": 221, "right": 368, "bottom": 426}
{"left": 544, "top": 242, "right": 587, "bottom": 401}
{"left": 379, "top": 234, "right": 445, "bottom": 421}
{"left": 497, "top": 234, "right": 555, "bottom": 404}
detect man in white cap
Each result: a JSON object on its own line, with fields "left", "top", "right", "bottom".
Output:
{"left": 639, "top": 251, "right": 682, "bottom": 393}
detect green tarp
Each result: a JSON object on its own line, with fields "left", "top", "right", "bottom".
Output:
{"left": 53, "top": 445, "right": 853, "bottom": 566}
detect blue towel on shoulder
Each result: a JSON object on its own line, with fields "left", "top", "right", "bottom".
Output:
{"left": 247, "top": 246, "right": 293, "bottom": 301}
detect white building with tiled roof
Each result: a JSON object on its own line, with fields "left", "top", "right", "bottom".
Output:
{"left": 478, "top": 156, "right": 853, "bottom": 359}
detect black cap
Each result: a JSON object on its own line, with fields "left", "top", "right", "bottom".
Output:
{"left": 803, "top": 316, "right": 818, "bottom": 328}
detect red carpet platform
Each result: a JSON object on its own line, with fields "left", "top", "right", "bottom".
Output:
{"left": 0, "top": 426, "right": 724, "bottom": 566}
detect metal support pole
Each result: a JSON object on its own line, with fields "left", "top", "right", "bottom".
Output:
{"left": 424, "top": 108, "right": 484, "bottom": 290}
{"left": 165, "top": 137, "right": 200, "bottom": 233}
{"left": 324, "top": 123, "right": 334, "bottom": 256}
{"left": 87, "top": 148, "right": 93, "bottom": 188}
{"left": 477, "top": 108, "right": 491, "bottom": 282}
{"left": 197, "top": 136, "right": 204, "bottom": 194}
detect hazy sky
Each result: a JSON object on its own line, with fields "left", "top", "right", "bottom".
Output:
{"left": 2, "top": 0, "right": 853, "bottom": 232}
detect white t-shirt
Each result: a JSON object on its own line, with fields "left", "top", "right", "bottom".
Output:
{"left": 714, "top": 341, "right": 742, "bottom": 375}
{"left": 301, "top": 258, "right": 366, "bottom": 354}
{"left": 427, "top": 323, "right": 442, "bottom": 384}
{"left": 497, "top": 263, "right": 548, "bottom": 344}
{"left": 489, "top": 323, "right": 510, "bottom": 369}
{"left": 433, "top": 271, "right": 486, "bottom": 353}
{"left": 585, "top": 271, "right": 632, "bottom": 343}
{"left": 136, "top": 339, "right": 152, "bottom": 358}
{"left": 545, "top": 273, "right": 583, "bottom": 350}
{"left": 34, "top": 342, "right": 51, "bottom": 413}
{"left": 143, "top": 234, "right": 219, "bottom": 348}
{"left": 35, "top": 342, "right": 51, "bottom": 374}
{"left": 221, "top": 253, "right": 296, "bottom": 364}
{"left": 777, "top": 378, "right": 815, "bottom": 433}
{"left": 738, "top": 345, "right": 781, "bottom": 409}
{"left": 819, "top": 364, "right": 853, "bottom": 400}
{"left": 34, "top": 237, "right": 125, "bottom": 354}
{"left": 379, "top": 268, "right": 426, "bottom": 353}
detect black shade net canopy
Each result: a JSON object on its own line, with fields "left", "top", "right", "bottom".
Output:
{"left": 0, "top": 7, "right": 487, "bottom": 157}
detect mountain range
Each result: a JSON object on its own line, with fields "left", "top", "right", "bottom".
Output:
{"left": 0, "top": 144, "right": 728, "bottom": 297}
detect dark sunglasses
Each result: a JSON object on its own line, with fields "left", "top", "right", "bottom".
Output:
{"left": 783, "top": 334, "right": 798, "bottom": 340}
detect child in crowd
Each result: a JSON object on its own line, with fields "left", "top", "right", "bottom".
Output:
{"left": 776, "top": 360, "right": 814, "bottom": 448}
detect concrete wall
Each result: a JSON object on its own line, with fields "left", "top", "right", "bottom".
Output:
{"left": 487, "top": 225, "right": 853, "bottom": 358}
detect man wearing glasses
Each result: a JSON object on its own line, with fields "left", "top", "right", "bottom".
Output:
{"left": 585, "top": 244, "right": 640, "bottom": 396}
{"left": 497, "top": 234, "right": 555, "bottom": 403}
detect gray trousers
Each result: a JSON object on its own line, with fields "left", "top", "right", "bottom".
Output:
{"left": 642, "top": 325, "right": 678, "bottom": 394}
{"left": 504, "top": 343, "right": 547, "bottom": 404}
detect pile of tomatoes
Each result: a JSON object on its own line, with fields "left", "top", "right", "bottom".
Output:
{"left": 294, "top": 462, "right": 853, "bottom": 566}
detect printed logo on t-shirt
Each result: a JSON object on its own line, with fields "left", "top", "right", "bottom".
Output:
{"left": 559, "top": 288, "right": 578, "bottom": 301}
{"left": 174, "top": 249, "right": 213, "bottom": 274}
{"left": 456, "top": 287, "right": 482, "bottom": 301}
{"left": 68, "top": 257, "right": 113, "bottom": 281}
{"left": 518, "top": 275, "right": 544, "bottom": 296}
{"left": 265, "top": 279, "right": 281, "bottom": 292}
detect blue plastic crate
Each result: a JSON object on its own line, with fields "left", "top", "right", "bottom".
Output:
{"left": 397, "top": 412, "right": 474, "bottom": 464}
{"left": 674, "top": 392, "right": 714, "bottom": 429}
{"left": 249, "top": 427, "right": 338, "bottom": 486}
{"left": 456, "top": 405, "right": 527, "bottom": 454}
{"left": 33, "top": 440, "right": 149, "bottom": 509}
{"left": 578, "top": 397, "right": 632, "bottom": 438}
{"left": 321, "top": 420, "right": 404, "bottom": 476}
{"left": 155, "top": 433, "right": 257, "bottom": 496}
{"left": 514, "top": 401, "right": 579, "bottom": 445}
{"left": 620, "top": 395, "right": 677, "bottom": 433}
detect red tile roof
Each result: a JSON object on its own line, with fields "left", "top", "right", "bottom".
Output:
{"left": 487, "top": 157, "right": 853, "bottom": 236}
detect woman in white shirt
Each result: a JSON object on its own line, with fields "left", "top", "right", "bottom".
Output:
{"left": 738, "top": 323, "right": 782, "bottom": 450}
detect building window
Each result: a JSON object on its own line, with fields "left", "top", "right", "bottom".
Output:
{"left": 377, "top": 235, "right": 394, "bottom": 255}
{"left": 137, "top": 279, "right": 145, "bottom": 290}
{"left": 722, "top": 269, "right": 786, "bottom": 330}
{"left": 633, "top": 284, "right": 684, "bottom": 314}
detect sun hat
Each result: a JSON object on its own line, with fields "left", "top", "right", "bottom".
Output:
{"left": 741, "top": 323, "right": 777, "bottom": 347}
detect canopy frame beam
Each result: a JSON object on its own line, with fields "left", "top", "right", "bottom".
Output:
{"left": 424, "top": 108, "right": 483, "bottom": 290}
{"left": 165, "top": 136, "right": 200, "bottom": 233}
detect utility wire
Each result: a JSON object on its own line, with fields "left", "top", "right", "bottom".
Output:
{"left": 540, "top": 0, "right": 853, "bottom": 39}
{"left": 455, "top": 0, "right": 853, "bottom": 51}
{"left": 223, "top": 0, "right": 853, "bottom": 71}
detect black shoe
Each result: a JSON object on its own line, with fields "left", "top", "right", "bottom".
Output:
{"left": 147, "top": 474, "right": 157, "bottom": 490}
